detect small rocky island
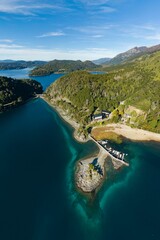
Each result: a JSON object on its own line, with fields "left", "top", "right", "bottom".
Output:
{"left": 76, "top": 138, "right": 129, "bottom": 193}
{"left": 0, "top": 76, "right": 43, "bottom": 112}
{"left": 76, "top": 147, "right": 107, "bottom": 192}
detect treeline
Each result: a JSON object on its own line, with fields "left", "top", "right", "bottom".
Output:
{"left": 0, "top": 60, "right": 46, "bottom": 70}
{"left": 29, "top": 60, "right": 99, "bottom": 76}
{"left": 45, "top": 50, "right": 160, "bottom": 134}
{"left": 0, "top": 76, "right": 43, "bottom": 112}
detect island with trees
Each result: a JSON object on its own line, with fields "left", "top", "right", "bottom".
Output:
{"left": 29, "top": 59, "right": 99, "bottom": 76}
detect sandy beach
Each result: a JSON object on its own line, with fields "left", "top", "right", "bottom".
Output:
{"left": 41, "top": 95, "right": 160, "bottom": 143}
{"left": 97, "top": 123, "right": 160, "bottom": 142}
{"left": 41, "top": 96, "right": 132, "bottom": 192}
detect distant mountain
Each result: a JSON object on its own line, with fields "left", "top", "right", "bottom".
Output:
{"left": 105, "top": 46, "right": 147, "bottom": 65}
{"left": 0, "top": 60, "right": 47, "bottom": 70}
{"left": 0, "top": 59, "right": 15, "bottom": 63}
{"left": 30, "top": 60, "right": 99, "bottom": 76}
{"left": 104, "top": 44, "right": 160, "bottom": 65}
{"left": 45, "top": 49, "right": 160, "bottom": 137}
{"left": 92, "top": 58, "right": 111, "bottom": 65}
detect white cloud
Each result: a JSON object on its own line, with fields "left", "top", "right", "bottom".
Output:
{"left": 0, "top": 43, "right": 23, "bottom": 48}
{"left": 37, "top": 32, "right": 65, "bottom": 38}
{"left": 0, "top": 45, "right": 117, "bottom": 61}
{"left": 92, "top": 35, "right": 104, "bottom": 38}
{"left": 67, "top": 24, "right": 116, "bottom": 35}
{"left": 76, "top": 0, "right": 109, "bottom": 6}
{"left": 0, "top": 0, "right": 69, "bottom": 15}
{"left": 0, "top": 39, "right": 13, "bottom": 43}
{"left": 100, "top": 6, "right": 116, "bottom": 13}
{"left": 118, "top": 24, "right": 160, "bottom": 41}
{"left": 145, "top": 34, "right": 160, "bottom": 41}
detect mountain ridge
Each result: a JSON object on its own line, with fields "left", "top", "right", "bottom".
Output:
{"left": 103, "top": 44, "right": 160, "bottom": 65}
{"left": 29, "top": 59, "right": 99, "bottom": 76}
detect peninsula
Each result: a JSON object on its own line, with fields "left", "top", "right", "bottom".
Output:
{"left": 43, "top": 45, "right": 160, "bottom": 193}
{"left": 29, "top": 59, "right": 99, "bottom": 76}
{"left": 0, "top": 76, "right": 43, "bottom": 112}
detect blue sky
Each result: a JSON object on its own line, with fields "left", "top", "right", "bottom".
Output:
{"left": 0, "top": 0, "right": 160, "bottom": 60}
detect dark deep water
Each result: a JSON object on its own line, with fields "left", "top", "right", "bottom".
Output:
{"left": 0, "top": 69, "right": 160, "bottom": 240}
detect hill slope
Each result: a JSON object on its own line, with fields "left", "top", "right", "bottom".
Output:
{"left": 92, "top": 58, "right": 111, "bottom": 65}
{"left": 104, "top": 44, "right": 160, "bottom": 66}
{"left": 0, "top": 76, "right": 43, "bottom": 112}
{"left": 29, "top": 60, "right": 99, "bottom": 76}
{"left": 0, "top": 60, "right": 47, "bottom": 70}
{"left": 44, "top": 50, "right": 160, "bottom": 136}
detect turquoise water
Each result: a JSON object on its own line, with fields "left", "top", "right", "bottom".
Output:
{"left": 0, "top": 70, "right": 160, "bottom": 240}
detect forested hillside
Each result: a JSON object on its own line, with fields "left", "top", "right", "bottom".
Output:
{"left": 0, "top": 60, "right": 46, "bottom": 70}
{"left": 0, "top": 76, "right": 43, "bottom": 112}
{"left": 29, "top": 60, "right": 99, "bottom": 76}
{"left": 44, "top": 50, "right": 160, "bottom": 136}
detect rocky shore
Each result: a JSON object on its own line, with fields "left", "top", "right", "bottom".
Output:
{"left": 41, "top": 95, "right": 88, "bottom": 143}
{"left": 76, "top": 148, "right": 107, "bottom": 192}
{"left": 41, "top": 95, "right": 129, "bottom": 193}
{"left": 75, "top": 142, "right": 127, "bottom": 193}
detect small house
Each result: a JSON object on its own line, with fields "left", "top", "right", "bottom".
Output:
{"left": 102, "top": 110, "right": 111, "bottom": 118}
{"left": 92, "top": 113, "right": 103, "bottom": 121}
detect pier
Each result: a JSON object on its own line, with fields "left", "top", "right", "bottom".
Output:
{"left": 89, "top": 136, "right": 129, "bottom": 167}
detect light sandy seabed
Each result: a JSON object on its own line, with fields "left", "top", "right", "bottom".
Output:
{"left": 41, "top": 96, "right": 160, "bottom": 192}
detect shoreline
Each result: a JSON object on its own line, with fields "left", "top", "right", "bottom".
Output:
{"left": 40, "top": 95, "right": 160, "bottom": 193}
{"left": 40, "top": 95, "right": 89, "bottom": 143}
{"left": 75, "top": 146, "right": 108, "bottom": 193}
{"left": 41, "top": 95, "right": 160, "bottom": 144}
{"left": 75, "top": 141, "right": 126, "bottom": 193}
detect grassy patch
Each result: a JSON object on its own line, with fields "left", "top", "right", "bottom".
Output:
{"left": 91, "top": 128, "right": 123, "bottom": 144}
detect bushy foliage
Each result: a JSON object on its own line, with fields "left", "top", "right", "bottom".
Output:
{"left": 0, "top": 76, "right": 43, "bottom": 111}
{"left": 0, "top": 61, "right": 46, "bottom": 70}
{"left": 45, "top": 51, "right": 160, "bottom": 133}
{"left": 30, "top": 60, "right": 99, "bottom": 76}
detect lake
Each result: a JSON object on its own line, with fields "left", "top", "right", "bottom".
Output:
{"left": 0, "top": 69, "right": 160, "bottom": 240}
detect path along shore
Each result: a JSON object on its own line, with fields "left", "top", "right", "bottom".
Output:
{"left": 76, "top": 139, "right": 128, "bottom": 193}
{"left": 41, "top": 95, "right": 160, "bottom": 143}
{"left": 40, "top": 95, "right": 160, "bottom": 193}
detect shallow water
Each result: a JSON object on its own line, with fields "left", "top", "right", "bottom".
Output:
{"left": 0, "top": 69, "right": 160, "bottom": 240}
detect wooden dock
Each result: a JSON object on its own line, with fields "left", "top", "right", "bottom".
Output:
{"left": 89, "top": 136, "right": 129, "bottom": 167}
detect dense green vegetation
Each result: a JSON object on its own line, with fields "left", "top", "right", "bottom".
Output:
{"left": 29, "top": 60, "right": 99, "bottom": 76}
{"left": 0, "top": 76, "right": 43, "bottom": 112}
{"left": 0, "top": 60, "right": 46, "bottom": 70}
{"left": 45, "top": 50, "right": 160, "bottom": 136}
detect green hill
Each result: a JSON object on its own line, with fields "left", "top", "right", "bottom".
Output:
{"left": 0, "top": 60, "right": 46, "bottom": 70}
{"left": 0, "top": 76, "right": 43, "bottom": 112}
{"left": 44, "top": 51, "right": 160, "bottom": 137}
{"left": 29, "top": 59, "right": 99, "bottom": 76}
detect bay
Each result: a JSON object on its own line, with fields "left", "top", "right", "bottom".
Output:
{"left": 0, "top": 69, "right": 160, "bottom": 240}
{"left": 0, "top": 68, "right": 64, "bottom": 90}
